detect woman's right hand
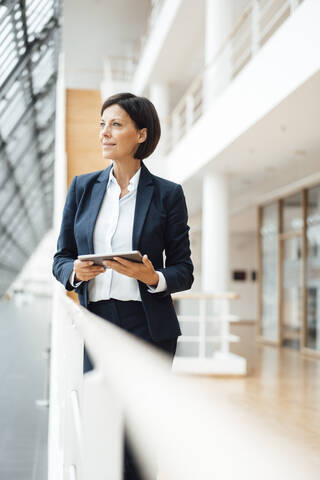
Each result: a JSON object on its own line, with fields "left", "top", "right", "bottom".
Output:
{"left": 73, "top": 259, "right": 105, "bottom": 282}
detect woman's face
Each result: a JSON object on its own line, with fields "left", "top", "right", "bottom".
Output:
{"left": 99, "top": 104, "right": 146, "bottom": 161}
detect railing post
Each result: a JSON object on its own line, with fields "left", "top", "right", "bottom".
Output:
{"left": 150, "top": 0, "right": 164, "bottom": 28}
{"left": 220, "top": 298, "right": 230, "bottom": 356}
{"left": 251, "top": 0, "right": 260, "bottom": 57}
{"left": 63, "top": 313, "right": 84, "bottom": 479}
{"left": 199, "top": 298, "right": 206, "bottom": 358}
{"left": 69, "top": 464, "right": 77, "bottom": 480}
{"left": 289, "top": 0, "right": 299, "bottom": 14}
{"left": 172, "top": 112, "right": 181, "bottom": 146}
{"left": 185, "top": 94, "right": 195, "bottom": 132}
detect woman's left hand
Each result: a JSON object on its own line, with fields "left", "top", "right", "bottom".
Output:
{"left": 103, "top": 254, "right": 159, "bottom": 287}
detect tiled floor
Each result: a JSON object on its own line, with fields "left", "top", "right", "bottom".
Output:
{"left": 0, "top": 296, "right": 51, "bottom": 479}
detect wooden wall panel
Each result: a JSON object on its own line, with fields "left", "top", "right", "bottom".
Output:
{"left": 66, "top": 88, "right": 111, "bottom": 187}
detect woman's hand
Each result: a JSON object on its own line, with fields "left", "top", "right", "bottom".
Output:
{"left": 73, "top": 259, "right": 105, "bottom": 282}
{"left": 103, "top": 254, "right": 159, "bottom": 286}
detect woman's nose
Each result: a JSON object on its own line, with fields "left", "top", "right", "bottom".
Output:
{"left": 102, "top": 124, "right": 111, "bottom": 136}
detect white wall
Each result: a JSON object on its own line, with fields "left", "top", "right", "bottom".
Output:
{"left": 228, "top": 232, "right": 257, "bottom": 320}
{"left": 62, "top": 0, "right": 149, "bottom": 89}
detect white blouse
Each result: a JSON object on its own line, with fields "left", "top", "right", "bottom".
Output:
{"left": 70, "top": 165, "right": 167, "bottom": 302}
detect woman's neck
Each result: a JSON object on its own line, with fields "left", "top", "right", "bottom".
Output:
{"left": 112, "top": 159, "right": 141, "bottom": 189}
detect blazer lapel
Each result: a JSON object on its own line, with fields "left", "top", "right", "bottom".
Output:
{"left": 87, "top": 165, "right": 112, "bottom": 252}
{"left": 132, "top": 162, "right": 154, "bottom": 250}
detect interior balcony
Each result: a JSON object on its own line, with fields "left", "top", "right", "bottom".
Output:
{"left": 141, "top": 0, "right": 320, "bottom": 220}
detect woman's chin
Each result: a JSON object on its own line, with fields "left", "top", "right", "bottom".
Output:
{"left": 102, "top": 151, "right": 113, "bottom": 160}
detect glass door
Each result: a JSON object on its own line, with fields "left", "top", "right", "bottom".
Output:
{"left": 282, "top": 235, "right": 302, "bottom": 349}
{"left": 281, "top": 193, "right": 303, "bottom": 350}
{"left": 306, "top": 186, "right": 320, "bottom": 351}
{"left": 260, "top": 203, "right": 279, "bottom": 341}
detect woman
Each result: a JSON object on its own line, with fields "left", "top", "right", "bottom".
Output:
{"left": 53, "top": 92, "right": 194, "bottom": 479}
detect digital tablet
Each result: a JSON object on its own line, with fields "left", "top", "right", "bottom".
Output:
{"left": 78, "top": 250, "right": 143, "bottom": 266}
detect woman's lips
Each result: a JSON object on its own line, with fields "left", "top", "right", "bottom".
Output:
{"left": 103, "top": 143, "right": 115, "bottom": 147}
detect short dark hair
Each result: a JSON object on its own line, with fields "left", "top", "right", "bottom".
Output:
{"left": 100, "top": 92, "right": 161, "bottom": 160}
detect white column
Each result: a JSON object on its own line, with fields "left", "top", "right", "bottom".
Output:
{"left": 317, "top": 191, "right": 320, "bottom": 349}
{"left": 203, "top": 0, "right": 232, "bottom": 110}
{"left": 49, "top": 52, "right": 67, "bottom": 480}
{"left": 148, "top": 83, "right": 170, "bottom": 176}
{"left": 53, "top": 53, "right": 67, "bottom": 232}
{"left": 201, "top": 174, "right": 229, "bottom": 293}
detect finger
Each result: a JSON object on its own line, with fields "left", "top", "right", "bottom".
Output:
{"left": 77, "top": 260, "right": 94, "bottom": 266}
{"left": 103, "top": 260, "right": 117, "bottom": 267}
{"left": 107, "top": 263, "right": 126, "bottom": 273}
{"left": 77, "top": 267, "right": 105, "bottom": 274}
{"left": 106, "top": 262, "right": 135, "bottom": 277}
{"left": 84, "top": 270, "right": 104, "bottom": 280}
{"left": 112, "top": 256, "right": 132, "bottom": 266}
{"left": 102, "top": 260, "right": 113, "bottom": 266}
{"left": 78, "top": 265, "right": 104, "bottom": 271}
{"left": 103, "top": 259, "right": 129, "bottom": 269}
{"left": 142, "top": 254, "right": 152, "bottom": 265}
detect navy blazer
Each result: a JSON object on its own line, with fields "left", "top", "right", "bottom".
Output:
{"left": 52, "top": 161, "right": 194, "bottom": 341}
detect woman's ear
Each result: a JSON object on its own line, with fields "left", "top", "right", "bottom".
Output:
{"left": 138, "top": 127, "right": 147, "bottom": 143}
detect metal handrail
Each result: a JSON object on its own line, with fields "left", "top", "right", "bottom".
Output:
{"left": 173, "top": 291, "right": 239, "bottom": 300}
{"left": 48, "top": 290, "right": 319, "bottom": 480}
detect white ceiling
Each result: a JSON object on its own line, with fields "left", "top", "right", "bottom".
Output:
{"left": 209, "top": 69, "right": 320, "bottom": 192}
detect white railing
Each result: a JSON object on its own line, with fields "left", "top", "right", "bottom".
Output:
{"left": 48, "top": 288, "right": 319, "bottom": 480}
{"left": 174, "top": 291, "right": 239, "bottom": 355}
{"left": 173, "top": 291, "right": 246, "bottom": 375}
{"left": 169, "top": 0, "right": 304, "bottom": 151}
{"left": 108, "top": 55, "right": 138, "bottom": 83}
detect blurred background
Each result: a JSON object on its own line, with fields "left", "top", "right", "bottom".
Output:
{"left": 0, "top": 0, "right": 320, "bottom": 478}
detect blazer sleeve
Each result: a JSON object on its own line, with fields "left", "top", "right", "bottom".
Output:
{"left": 52, "top": 176, "right": 78, "bottom": 291}
{"left": 157, "top": 183, "right": 194, "bottom": 295}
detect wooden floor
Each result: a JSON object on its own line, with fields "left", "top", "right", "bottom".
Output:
{"left": 196, "top": 323, "right": 320, "bottom": 466}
